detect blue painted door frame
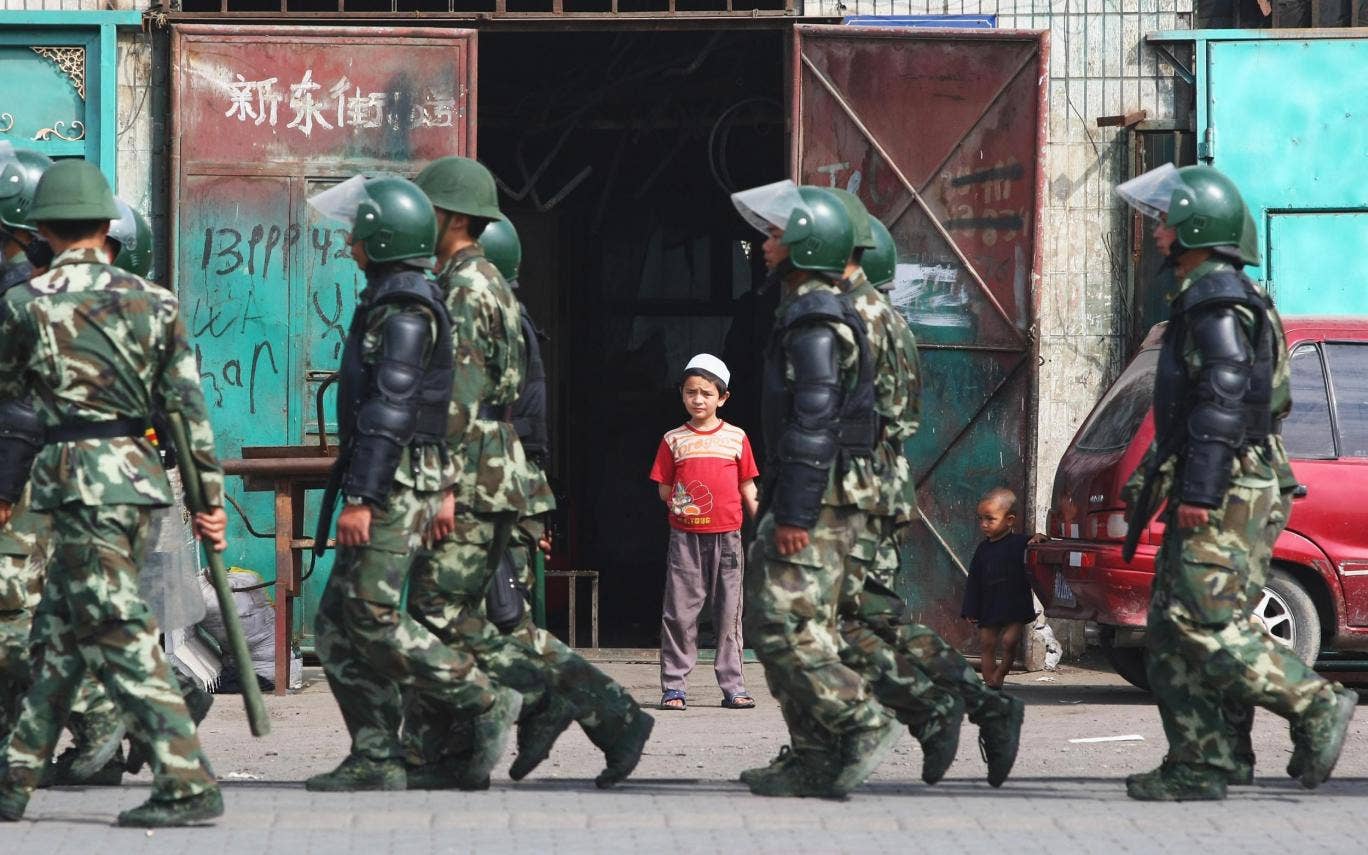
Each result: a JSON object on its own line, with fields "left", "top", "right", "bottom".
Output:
{"left": 0, "top": 11, "right": 141, "bottom": 184}
{"left": 1149, "top": 29, "right": 1368, "bottom": 317}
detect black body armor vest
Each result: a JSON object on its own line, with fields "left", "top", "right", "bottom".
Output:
{"left": 336, "top": 267, "right": 454, "bottom": 447}
{"left": 760, "top": 287, "right": 878, "bottom": 467}
{"left": 1153, "top": 266, "right": 1278, "bottom": 453}
{"left": 511, "top": 303, "right": 549, "bottom": 465}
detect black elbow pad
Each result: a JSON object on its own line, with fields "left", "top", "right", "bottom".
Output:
{"left": 1188, "top": 398, "right": 1245, "bottom": 448}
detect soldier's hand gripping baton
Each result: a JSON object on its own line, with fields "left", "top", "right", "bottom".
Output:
{"left": 166, "top": 411, "right": 271, "bottom": 737}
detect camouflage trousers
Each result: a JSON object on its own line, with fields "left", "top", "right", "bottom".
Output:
{"left": 833, "top": 517, "right": 959, "bottom": 741}
{"left": 403, "top": 510, "right": 640, "bottom": 762}
{"left": 744, "top": 507, "right": 888, "bottom": 740}
{"left": 1147, "top": 472, "right": 1335, "bottom": 773}
{"left": 315, "top": 485, "right": 495, "bottom": 763}
{"left": 1, "top": 531, "right": 115, "bottom": 740}
{"left": 841, "top": 516, "right": 1011, "bottom": 732}
{"left": 500, "top": 516, "right": 641, "bottom": 746}
{"left": 1, "top": 504, "right": 215, "bottom": 801}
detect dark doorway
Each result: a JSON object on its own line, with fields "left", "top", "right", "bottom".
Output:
{"left": 478, "top": 29, "right": 786, "bottom": 646}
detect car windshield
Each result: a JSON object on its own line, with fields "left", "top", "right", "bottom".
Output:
{"left": 1074, "top": 349, "right": 1157, "bottom": 453}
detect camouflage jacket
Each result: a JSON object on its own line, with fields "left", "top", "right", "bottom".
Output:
{"left": 772, "top": 274, "right": 880, "bottom": 513}
{"left": 0, "top": 248, "right": 223, "bottom": 510}
{"left": 433, "top": 244, "right": 553, "bottom": 517}
{"left": 844, "top": 270, "right": 922, "bottom": 521}
{"left": 0, "top": 252, "right": 48, "bottom": 560}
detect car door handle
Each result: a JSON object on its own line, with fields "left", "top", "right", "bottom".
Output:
{"left": 1293, "top": 484, "right": 1309, "bottom": 499}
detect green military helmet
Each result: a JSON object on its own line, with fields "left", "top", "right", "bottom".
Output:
{"left": 784, "top": 186, "right": 855, "bottom": 274}
{"left": 863, "top": 217, "right": 898, "bottom": 288}
{"left": 826, "top": 187, "right": 876, "bottom": 251}
{"left": 109, "top": 198, "right": 153, "bottom": 277}
{"left": 0, "top": 147, "right": 55, "bottom": 232}
{"left": 1235, "top": 207, "right": 1261, "bottom": 267}
{"left": 352, "top": 176, "right": 439, "bottom": 267}
{"left": 413, "top": 156, "right": 504, "bottom": 220}
{"left": 1166, "top": 165, "right": 1247, "bottom": 255}
{"left": 481, "top": 218, "right": 522, "bottom": 281}
{"left": 27, "top": 159, "right": 120, "bottom": 223}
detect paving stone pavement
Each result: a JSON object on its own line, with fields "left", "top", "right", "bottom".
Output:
{"left": 5, "top": 657, "right": 1368, "bottom": 853}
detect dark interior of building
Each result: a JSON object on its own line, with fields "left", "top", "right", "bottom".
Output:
{"left": 478, "top": 29, "right": 786, "bottom": 646}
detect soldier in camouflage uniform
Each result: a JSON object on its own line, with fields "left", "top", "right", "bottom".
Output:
{"left": 730, "top": 181, "right": 899, "bottom": 798}
{"left": 304, "top": 175, "right": 515, "bottom": 793}
{"left": 1118, "top": 164, "right": 1356, "bottom": 801}
{"left": 825, "top": 191, "right": 1025, "bottom": 788}
{"left": 478, "top": 218, "right": 653, "bottom": 784}
{"left": 405, "top": 158, "right": 652, "bottom": 789}
{"left": 0, "top": 160, "right": 226, "bottom": 827}
{"left": 0, "top": 145, "right": 54, "bottom": 742}
{"left": 0, "top": 147, "right": 126, "bottom": 789}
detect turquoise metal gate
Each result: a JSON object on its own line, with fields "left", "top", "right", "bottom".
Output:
{"left": 1150, "top": 30, "right": 1368, "bottom": 317}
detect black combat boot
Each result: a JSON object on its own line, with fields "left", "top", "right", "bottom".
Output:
{"left": 1287, "top": 687, "right": 1358, "bottom": 789}
{"left": 910, "top": 694, "right": 965, "bottom": 785}
{"left": 509, "top": 694, "right": 576, "bottom": 781}
{"left": 305, "top": 754, "right": 406, "bottom": 792}
{"left": 589, "top": 709, "right": 655, "bottom": 789}
{"left": 976, "top": 694, "right": 1024, "bottom": 787}
{"left": 1126, "top": 762, "right": 1226, "bottom": 801}
{"left": 116, "top": 788, "right": 224, "bottom": 827}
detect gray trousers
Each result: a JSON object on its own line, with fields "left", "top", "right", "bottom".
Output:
{"left": 660, "top": 528, "right": 746, "bottom": 697}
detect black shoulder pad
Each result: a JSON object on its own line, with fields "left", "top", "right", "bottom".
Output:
{"left": 0, "top": 261, "right": 33, "bottom": 296}
{"left": 782, "top": 288, "right": 845, "bottom": 329}
{"left": 380, "top": 311, "right": 433, "bottom": 369}
{"left": 1176, "top": 268, "right": 1255, "bottom": 314}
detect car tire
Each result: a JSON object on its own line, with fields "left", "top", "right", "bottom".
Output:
{"left": 1100, "top": 629, "right": 1150, "bottom": 691}
{"left": 1255, "top": 568, "right": 1321, "bottom": 667}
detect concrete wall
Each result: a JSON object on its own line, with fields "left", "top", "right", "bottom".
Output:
{"left": 803, "top": 0, "right": 1194, "bottom": 528}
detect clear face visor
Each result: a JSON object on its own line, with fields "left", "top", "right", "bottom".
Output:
{"left": 306, "top": 174, "right": 372, "bottom": 232}
{"left": 730, "top": 179, "right": 806, "bottom": 235}
{"left": 108, "top": 198, "right": 137, "bottom": 252}
{"left": 1115, "top": 162, "right": 1184, "bottom": 221}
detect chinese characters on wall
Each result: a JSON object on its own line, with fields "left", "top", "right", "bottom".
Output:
{"left": 222, "top": 69, "right": 459, "bottom": 137}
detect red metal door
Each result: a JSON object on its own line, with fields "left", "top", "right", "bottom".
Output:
{"left": 171, "top": 25, "right": 477, "bottom": 645}
{"left": 792, "top": 24, "right": 1047, "bottom": 643}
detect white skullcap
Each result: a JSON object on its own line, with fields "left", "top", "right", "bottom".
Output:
{"left": 684, "top": 353, "right": 730, "bottom": 387}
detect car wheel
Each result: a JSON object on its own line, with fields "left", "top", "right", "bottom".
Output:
{"left": 1254, "top": 568, "right": 1321, "bottom": 666}
{"left": 1100, "top": 629, "right": 1150, "bottom": 691}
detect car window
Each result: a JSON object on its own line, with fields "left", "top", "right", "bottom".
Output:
{"left": 1326, "top": 343, "right": 1368, "bottom": 458}
{"left": 1284, "top": 344, "right": 1336, "bottom": 459}
{"left": 1075, "top": 349, "right": 1157, "bottom": 452}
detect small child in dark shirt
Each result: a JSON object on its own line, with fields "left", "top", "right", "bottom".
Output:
{"left": 962, "top": 487, "right": 1045, "bottom": 688}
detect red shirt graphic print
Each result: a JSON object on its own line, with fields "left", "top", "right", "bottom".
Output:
{"left": 649, "top": 421, "right": 758, "bottom": 534}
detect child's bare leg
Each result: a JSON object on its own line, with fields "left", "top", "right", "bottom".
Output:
{"left": 978, "top": 625, "right": 1002, "bottom": 688}
{"left": 995, "top": 622, "right": 1025, "bottom": 686}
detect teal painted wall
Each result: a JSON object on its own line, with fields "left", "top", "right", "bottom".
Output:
{"left": 1201, "top": 35, "right": 1368, "bottom": 315}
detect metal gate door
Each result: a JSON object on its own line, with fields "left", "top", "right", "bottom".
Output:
{"left": 1193, "top": 33, "right": 1368, "bottom": 315}
{"left": 792, "top": 25, "right": 1047, "bottom": 642}
{"left": 172, "top": 25, "right": 477, "bottom": 647}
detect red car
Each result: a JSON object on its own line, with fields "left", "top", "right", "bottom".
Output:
{"left": 1028, "top": 317, "right": 1368, "bottom": 689}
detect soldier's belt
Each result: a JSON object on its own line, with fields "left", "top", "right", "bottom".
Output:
{"left": 45, "top": 417, "right": 148, "bottom": 444}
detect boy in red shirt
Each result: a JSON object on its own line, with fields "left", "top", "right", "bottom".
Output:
{"left": 649, "top": 354, "right": 759, "bottom": 710}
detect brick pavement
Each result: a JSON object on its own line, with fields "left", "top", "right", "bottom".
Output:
{"left": 5, "top": 658, "right": 1367, "bottom": 853}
